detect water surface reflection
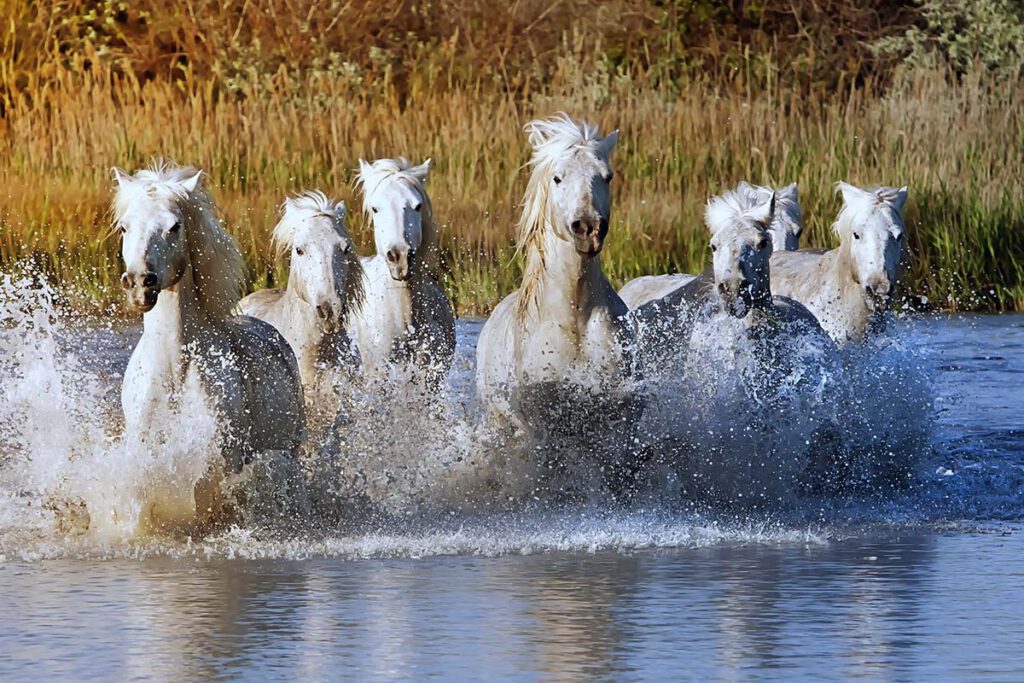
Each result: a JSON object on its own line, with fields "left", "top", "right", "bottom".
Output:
{"left": 3, "top": 530, "right": 1023, "bottom": 680}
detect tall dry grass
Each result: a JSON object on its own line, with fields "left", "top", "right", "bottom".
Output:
{"left": 1, "top": 54, "right": 1022, "bottom": 313}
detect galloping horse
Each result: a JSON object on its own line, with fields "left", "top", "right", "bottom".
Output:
{"left": 619, "top": 182, "right": 803, "bottom": 309}
{"left": 349, "top": 158, "right": 455, "bottom": 388}
{"left": 770, "top": 182, "right": 907, "bottom": 344}
{"left": 476, "top": 115, "right": 642, "bottom": 496}
{"left": 114, "top": 163, "right": 305, "bottom": 478}
{"left": 240, "top": 191, "right": 364, "bottom": 400}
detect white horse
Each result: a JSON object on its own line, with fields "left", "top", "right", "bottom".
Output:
{"left": 239, "top": 191, "right": 364, "bottom": 399}
{"left": 348, "top": 157, "right": 455, "bottom": 388}
{"left": 476, "top": 115, "right": 641, "bottom": 494}
{"left": 618, "top": 182, "right": 802, "bottom": 309}
{"left": 770, "top": 182, "right": 907, "bottom": 344}
{"left": 668, "top": 189, "right": 839, "bottom": 505}
{"left": 632, "top": 185, "right": 824, "bottom": 371}
{"left": 703, "top": 189, "right": 828, "bottom": 335}
{"left": 113, "top": 163, "right": 305, "bottom": 479}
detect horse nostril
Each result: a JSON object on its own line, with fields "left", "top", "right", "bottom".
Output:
{"left": 316, "top": 304, "right": 329, "bottom": 320}
{"left": 142, "top": 272, "right": 158, "bottom": 289}
{"left": 120, "top": 273, "right": 132, "bottom": 290}
{"left": 571, "top": 220, "right": 583, "bottom": 234}
{"left": 386, "top": 248, "right": 399, "bottom": 263}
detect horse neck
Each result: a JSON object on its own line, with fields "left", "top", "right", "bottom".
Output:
{"left": 141, "top": 263, "right": 211, "bottom": 359}
{"left": 419, "top": 208, "right": 441, "bottom": 275}
{"left": 832, "top": 237, "right": 872, "bottom": 330}
{"left": 532, "top": 227, "right": 606, "bottom": 318}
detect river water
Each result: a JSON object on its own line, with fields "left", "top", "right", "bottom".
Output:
{"left": 0, "top": 298, "right": 1022, "bottom": 680}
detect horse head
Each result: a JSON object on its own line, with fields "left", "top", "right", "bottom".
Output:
{"left": 113, "top": 166, "right": 200, "bottom": 312}
{"left": 836, "top": 182, "right": 908, "bottom": 313}
{"left": 275, "top": 191, "right": 362, "bottom": 334}
{"left": 706, "top": 187, "right": 776, "bottom": 318}
{"left": 358, "top": 157, "right": 433, "bottom": 281}
{"left": 524, "top": 115, "right": 618, "bottom": 256}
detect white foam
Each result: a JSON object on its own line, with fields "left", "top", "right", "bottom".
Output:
{"left": 0, "top": 271, "right": 942, "bottom": 561}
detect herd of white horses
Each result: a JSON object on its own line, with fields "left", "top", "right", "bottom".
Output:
{"left": 110, "top": 113, "right": 908, "bottom": 507}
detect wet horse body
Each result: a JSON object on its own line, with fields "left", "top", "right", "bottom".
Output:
{"left": 475, "top": 115, "right": 643, "bottom": 497}
{"left": 349, "top": 158, "right": 455, "bottom": 388}
{"left": 239, "top": 191, "right": 365, "bottom": 403}
{"left": 770, "top": 183, "right": 907, "bottom": 344}
{"left": 114, "top": 164, "right": 305, "bottom": 475}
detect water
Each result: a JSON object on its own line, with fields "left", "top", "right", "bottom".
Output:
{"left": 1, "top": 281, "right": 1023, "bottom": 678}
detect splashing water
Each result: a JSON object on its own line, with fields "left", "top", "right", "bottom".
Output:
{"left": 0, "top": 273, "right": 225, "bottom": 544}
{"left": 1, "top": 270, "right": 1007, "bottom": 561}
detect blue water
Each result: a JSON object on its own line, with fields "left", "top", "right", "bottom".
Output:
{"left": 0, "top": 313, "right": 1022, "bottom": 680}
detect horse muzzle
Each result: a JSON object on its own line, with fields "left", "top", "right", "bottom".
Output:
{"left": 864, "top": 281, "right": 891, "bottom": 312}
{"left": 718, "top": 281, "right": 751, "bottom": 318}
{"left": 121, "top": 271, "right": 160, "bottom": 312}
{"left": 385, "top": 246, "right": 412, "bottom": 281}
{"left": 314, "top": 301, "right": 342, "bottom": 334}
{"left": 571, "top": 217, "right": 608, "bottom": 256}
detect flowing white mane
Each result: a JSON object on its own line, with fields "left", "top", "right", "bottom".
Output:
{"left": 832, "top": 183, "right": 907, "bottom": 238}
{"left": 355, "top": 157, "right": 439, "bottom": 272}
{"left": 517, "top": 114, "right": 604, "bottom": 252}
{"left": 272, "top": 189, "right": 364, "bottom": 319}
{"left": 516, "top": 114, "right": 608, "bottom": 321}
{"left": 705, "top": 188, "right": 772, "bottom": 235}
{"left": 738, "top": 182, "right": 801, "bottom": 237}
{"left": 271, "top": 190, "right": 346, "bottom": 257}
{"left": 112, "top": 162, "right": 244, "bottom": 321}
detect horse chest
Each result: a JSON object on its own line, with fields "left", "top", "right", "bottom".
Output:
{"left": 519, "top": 307, "right": 623, "bottom": 380}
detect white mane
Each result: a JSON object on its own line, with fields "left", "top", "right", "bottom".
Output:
{"left": 355, "top": 156, "right": 439, "bottom": 272}
{"left": 705, "top": 188, "right": 772, "bottom": 235}
{"left": 738, "top": 182, "right": 801, "bottom": 237}
{"left": 271, "top": 190, "right": 346, "bottom": 258}
{"left": 112, "top": 161, "right": 244, "bottom": 321}
{"left": 832, "top": 183, "right": 907, "bottom": 238}
{"left": 516, "top": 114, "right": 608, "bottom": 321}
{"left": 356, "top": 157, "right": 430, "bottom": 213}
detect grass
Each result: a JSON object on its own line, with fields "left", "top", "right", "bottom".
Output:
{"left": 1, "top": 24, "right": 1022, "bottom": 314}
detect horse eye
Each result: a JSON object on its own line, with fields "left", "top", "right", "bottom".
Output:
{"left": 553, "top": 176, "right": 562, "bottom": 185}
{"left": 371, "top": 207, "right": 379, "bottom": 214}
{"left": 853, "top": 232, "right": 861, "bottom": 240}
{"left": 169, "top": 221, "right": 181, "bottom": 233}
{"left": 896, "top": 233, "right": 904, "bottom": 242}
{"left": 757, "top": 238, "right": 768, "bottom": 250}
{"left": 117, "top": 223, "right": 126, "bottom": 233}
{"left": 605, "top": 172, "right": 614, "bottom": 183}
{"left": 710, "top": 244, "right": 718, "bottom": 253}
{"left": 414, "top": 203, "right": 422, "bottom": 213}
{"left": 344, "top": 244, "right": 353, "bottom": 254}
{"left": 295, "top": 248, "right": 305, "bottom": 256}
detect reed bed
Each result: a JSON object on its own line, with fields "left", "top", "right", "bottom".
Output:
{"left": 1, "top": 58, "right": 1022, "bottom": 314}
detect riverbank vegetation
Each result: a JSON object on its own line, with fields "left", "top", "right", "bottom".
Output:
{"left": 2, "top": 0, "right": 1022, "bottom": 312}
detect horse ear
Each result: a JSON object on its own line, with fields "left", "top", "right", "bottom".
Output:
{"left": 779, "top": 182, "right": 798, "bottom": 202}
{"left": 180, "top": 170, "right": 202, "bottom": 193}
{"left": 892, "top": 186, "right": 909, "bottom": 212}
{"left": 749, "top": 193, "right": 776, "bottom": 225}
{"left": 836, "top": 181, "right": 867, "bottom": 206}
{"left": 112, "top": 167, "right": 130, "bottom": 188}
{"left": 408, "top": 158, "right": 432, "bottom": 181}
{"left": 599, "top": 129, "right": 620, "bottom": 157}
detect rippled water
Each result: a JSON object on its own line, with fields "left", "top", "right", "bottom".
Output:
{"left": 1, "top": 296, "right": 1022, "bottom": 678}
